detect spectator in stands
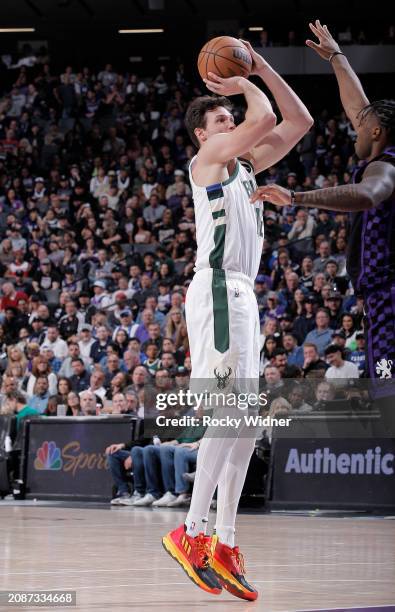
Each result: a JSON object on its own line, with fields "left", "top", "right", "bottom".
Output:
{"left": 326, "top": 290, "right": 344, "bottom": 329}
{"left": 324, "top": 344, "right": 360, "bottom": 382}
{"left": 301, "top": 343, "right": 328, "bottom": 379}
{"left": 56, "top": 377, "right": 71, "bottom": 405}
{"left": 43, "top": 325, "right": 68, "bottom": 360}
{"left": 69, "top": 358, "right": 90, "bottom": 393}
{"left": 90, "top": 326, "right": 111, "bottom": 363}
{"left": 263, "top": 365, "right": 285, "bottom": 399}
{"left": 304, "top": 309, "right": 333, "bottom": 356}
{"left": 313, "top": 240, "right": 331, "bottom": 273}
{"left": 26, "top": 355, "right": 57, "bottom": 396}
{"left": 78, "top": 324, "right": 95, "bottom": 361}
{"left": 28, "top": 375, "right": 50, "bottom": 413}
{"left": 58, "top": 342, "right": 88, "bottom": 378}
{"left": 350, "top": 333, "right": 366, "bottom": 374}
{"left": 283, "top": 333, "right": 304, "bottom": 367}
{"left": 80, "top": 390, "right": 98, "bottom": 415}
{"left": 338, "top": 313, "right": 359, "bottom": 349}
{"left": 287, "top": 384, "right": 313, "bottom": 412}
{"left": 66, "top": 391, "right": 80, "bottom": 416}
{"left": 288, "top": 208, "right": 316, "bottom": 240}
{"left": 325, "top": 260, "right": 348, "bottom": 295}
{"left": 312, "top": 381, "right": 335, "bottom": 410}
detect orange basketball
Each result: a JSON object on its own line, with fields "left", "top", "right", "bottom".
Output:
{"left": 198, "top": 36, "right": 252, "bottom": 80}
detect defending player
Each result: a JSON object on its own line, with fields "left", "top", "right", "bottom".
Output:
{"left": 251, "top": 21, "right": 395, "bottom": 381}
{"left": 162, "top": 41, "right": 313, "bottom": 600}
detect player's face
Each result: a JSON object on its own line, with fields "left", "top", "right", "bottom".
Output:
{"left": 200, "top": 107, "right": 235, "bottom": 142}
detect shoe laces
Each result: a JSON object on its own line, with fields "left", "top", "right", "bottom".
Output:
{"left": 196, "top": 533, "right": 215, "bottom": 568}
{"left": 232, "top": 546, "right": 245, "bottom": 575}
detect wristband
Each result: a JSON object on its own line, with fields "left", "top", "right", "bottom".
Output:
{"left": 290, "top": 190, "right": 296, "bottom": 206}
{"left": 329, "top": 51, "right": 345, "bottom": 63}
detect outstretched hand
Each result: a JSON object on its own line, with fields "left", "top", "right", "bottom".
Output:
{"left": 306, "top": 19, "right": 341, "bottom": 60}
{"left": 250, "top": 184, "right": 291, "bottom": 206}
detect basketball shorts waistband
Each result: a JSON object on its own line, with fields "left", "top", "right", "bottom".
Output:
{"left": 193, "top": 268, "right": 254, "bottom": 288}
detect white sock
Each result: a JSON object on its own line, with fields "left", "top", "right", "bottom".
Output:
{"left": 185, "top": 434, "right": 237, "bottom": 538}
{"left": 214, "top": 525, "right": 235, "bottom": 548}
{"left": 185, "top": 515, "right": 209, "bottom": 538}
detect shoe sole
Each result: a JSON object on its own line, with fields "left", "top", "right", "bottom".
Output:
{"left": 211, "top": 558, "right": 258, "bottom": 601}
{"left": 162, "top": 534, "right": 221, "bottom": 596}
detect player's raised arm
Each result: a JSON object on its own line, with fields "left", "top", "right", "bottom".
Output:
{"left": 198, "top": 74, "right": 276, "bottom": 165}
{"left": 238, "top": 39, "right": 314, "bottom": 173}
{"left": 306, "top": 19, "right": 370, "bottom": 130}
{"left": 250, "top": 161, "right": 395, "bottom": 212}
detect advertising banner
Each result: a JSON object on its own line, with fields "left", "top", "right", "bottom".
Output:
{"left": 25, "top": 417, "right": 136, "bottom": 501}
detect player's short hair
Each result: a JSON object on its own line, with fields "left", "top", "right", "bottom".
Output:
{"left": 185, "top": 95, "right": 233, "bottom": 147}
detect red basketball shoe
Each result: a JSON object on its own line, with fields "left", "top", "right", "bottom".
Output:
{"left": 212, "top": 539, "right": 258, "bottom": 601}
{"left": 162, "top": 525, "right": 222, "bottom": 595}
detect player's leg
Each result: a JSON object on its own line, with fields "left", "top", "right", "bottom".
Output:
{"left": 162, "top": 271, "right": 224, "bottom": 595}
{"left": 364, "top": 286, "right": 395, "bottom": 379}
{"left": 212, "top": 279, "right": 260, "bottom": 601}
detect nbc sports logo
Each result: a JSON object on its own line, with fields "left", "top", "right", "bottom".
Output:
{"left": 34, "top": 441, "right": 63, "bottom": 470}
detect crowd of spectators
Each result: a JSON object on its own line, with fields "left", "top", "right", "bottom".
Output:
{"left": 0, "top": 51, "right": 368, "bottom": 429}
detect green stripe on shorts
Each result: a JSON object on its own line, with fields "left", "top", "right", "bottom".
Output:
{"left": 212, "top": 269, "right": 229, "bottom": 353}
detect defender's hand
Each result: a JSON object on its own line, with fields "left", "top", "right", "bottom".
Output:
{"left": 239, "top": 39, "right": 268, "bottom": 75}
{"left": 250, "top": 185, "right": 291, "bottom": 206}
{"left": 306, "top": 20, "right": 341, "bottom": 60}
{"left": 204, "top": 72, "right": 246, "bottom": 96}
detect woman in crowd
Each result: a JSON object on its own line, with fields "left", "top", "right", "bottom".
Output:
{"left": 339, "top": 313, "right": 359, "bottom": 350}
{"left": 26, "top": 356, "right": 57, "bottom": 397}
{"left": 57, "top": 377, "right": 72, "bottom": 405}
{"left": 67, "top": 391, "right": 81, "bottom": 416}
{"left": 132, "top": 217, "right": 152, "bottom": 245}
{"left": 260, "top": 334, "right": 283, "bottom": 375}
{"left": 165, "top": 307, "right": 185, "bottom": 342}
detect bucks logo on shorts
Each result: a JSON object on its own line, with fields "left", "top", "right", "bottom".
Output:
{"left": 214, "top": 366, "right": 232, "bottom": 389}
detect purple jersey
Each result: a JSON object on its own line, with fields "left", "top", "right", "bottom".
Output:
{"left": 347, "top": 147, "right": 395, "bottom": 291}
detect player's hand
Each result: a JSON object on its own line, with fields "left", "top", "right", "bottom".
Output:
{"left": 306, "top": 20, "right": 341, "bottom": 60}
{"left": 239, "top": 39, "right": 268, "bottom": 75}
{"left": 250, "top": 184, "right": 291, "bottom": 206}
{"left": 204, "top": 72, "right": 246, "bottom": 96}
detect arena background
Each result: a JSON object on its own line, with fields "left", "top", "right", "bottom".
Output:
{"left": 0, "top": 1, "right": 394, "bottom": 611}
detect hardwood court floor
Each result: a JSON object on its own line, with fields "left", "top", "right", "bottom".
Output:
{"left": 0, "top": 504, "right": 394, "bottom": 612}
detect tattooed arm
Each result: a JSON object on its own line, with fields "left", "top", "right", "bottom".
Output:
{"left": 250, "top": 162, "right": 395, "bottom": 212}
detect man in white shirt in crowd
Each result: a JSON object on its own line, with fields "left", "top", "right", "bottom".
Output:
{"left": 324, "top": 344, "right": 360, "bottom": 383}
{"left": 43, "top": 325, "right": 68, "bottom": 360}
{"left": 87, "top": 369, "right": 107, "bottom": 402}
{"left": 112, "top": 310, "right": 139, "bottom": 341}
{"left": 78, "top": 324, "right": 95, "bottom": 363}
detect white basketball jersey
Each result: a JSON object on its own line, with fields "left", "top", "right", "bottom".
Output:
{"left": 189, "top": 156, "right": 264, "bottom": 280}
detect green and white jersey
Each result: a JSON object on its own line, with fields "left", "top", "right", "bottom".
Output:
{"left": 189, "top": 156, "right": 264, "bottom": 281}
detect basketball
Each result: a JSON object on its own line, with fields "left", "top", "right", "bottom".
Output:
{"left": 198, "top": 36, "right": 252, "bottom": 80}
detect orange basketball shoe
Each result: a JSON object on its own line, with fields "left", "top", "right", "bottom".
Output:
{"left": 212, "top": 539, "right": 258, "bottom": 601}
{"left": 162, "top": 525, "right": 222, "bottom": 595}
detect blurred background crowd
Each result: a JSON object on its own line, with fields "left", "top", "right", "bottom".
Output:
{"left": 0, "top": 45, "right": 372, "bottom": 422}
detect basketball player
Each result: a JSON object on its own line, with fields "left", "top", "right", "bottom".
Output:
{"left": 162, "top": 41, "right": 313, "bottom": 600}
{"left": 251, "top": 21, "right": 395, "bottom": 382}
